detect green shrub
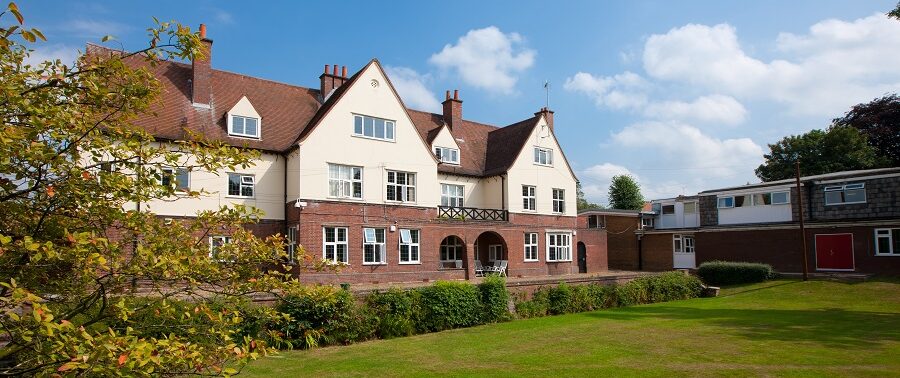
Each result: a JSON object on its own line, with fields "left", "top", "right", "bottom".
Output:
{"left": 547, "top": 282, "right": 574, "bottom": 315}
{"left": 366, "top": 288, "right": 417, "bottom": 339}
{"left": 585, "top": 283, "right": 618, "bottom": 310}
{"left": 415, "top": 281, "right": 482, "bottom": 332}
{"left": 478, "top": 276, "right": 511, "bottom": 323}
{"left": 696, "top": 261, "right": 775, "bottom": 286}
{"left": 514, "top": 289, "right": 549, "bottom": 319}
{"left": 569, "top": 284, "right": 595, "bottom": 312}
{"left": 615, "top": 278, "right": 648, "bottom": 306}
{"left": 274, "top": 285, "right": 358, "bottom": 349}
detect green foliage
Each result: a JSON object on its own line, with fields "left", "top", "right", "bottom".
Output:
{"left": 0, "top": 3, "right": 320, "bottom": 376}
{"left": 416, "top": 281, "right": 482, "bottom": 332}
{"left": 274, "top": 286, "right": 363, "bottom": 349}
{"left": 366, "top": 288, "right": 417, "bottom": 339}
{"left": 478, "top": 276, "right": 511, "bottom": 323}
{"left": 889, "top": 2, "right": 900, "bottom": 20}
{"left": 832, "top": 93, "right": 900, "bottom": 167}
{"left": 697, "top": 261, "right": 775, "bottom": 286}
{"left": 608, "top": 175, "right": 645, "bottom": 210}
{"left": 513, "top": 273, "right": 703, "bottom": 318}
{"left": 754, "top": 126, "right": 886, "bottom": 182}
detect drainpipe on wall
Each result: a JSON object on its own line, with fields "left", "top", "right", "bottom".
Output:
{"left": 637, "top": 233, "right": 643, "bottom": 271}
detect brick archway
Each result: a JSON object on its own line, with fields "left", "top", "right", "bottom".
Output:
{"left": 438, "top": 235, "right": 467, "bottom": 270}
{"left": 474, "top": 231, "right": 509, "bottom": 271}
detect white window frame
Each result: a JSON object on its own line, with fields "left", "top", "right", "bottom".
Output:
{"left": 227, "top": 173, "right": 254, "bottom": 198}
{"left": 771, "top": 191, "right": 790, "bottom": 205}
{"left": 209, "top": 235, "right": 232, "bottom": 261}
{"left": 353, "top": 114, "right": 395, "bottom": 142}
{"left": 161, "top": 167, "right": 190, "bottom": 192}
{"left": 661, "top": 204, "right": 675, "bottom": 215}
{"left": 552, "top": 188, "right": 565, "bottom": 213}
{"left": 434, "top": 146, "right": 460, "bottom": 165}
{"left": 328, "top": 164, "right": 363, "bottom": 199}
{"left": 875, "top": 228, "right": 899, "bottom": 256}
{"left": 524, "top": 232, "right": 539, "bottom": 262}
{"left": 522, "top": 185, "right": 536, "bottom": 211}
{"left": 533, "top": 147, "right": 553, "bottom": 166}
{"left": 641, "top": 217, "right": 654, "bottom": 229}
{"left": 441, "top": 184, "right": 465, "bottom": 207}
{"left": 488, "top": 244, "right": 502, "bottom": 262}
{"left": 717, "top": 196, "right": 734, "bottom": 208}
{"left": 673, "top": 234, "right": 684, "bottom": 253}
{"left": 286, "top": 225, "right": 298, "bottom": 262}
{"left": 440, "top": 236, "right": 464, "bottom": 263}
{"left": 386, "top": 170, "right": 416, "bottom": 203}
{"left": 546, "top": 232, "right": 572, "bottom": 262}
{"left": 322, "top": 227, "right": 349, "bottom": 264}
{"left": 399, "top": 229, "right": 420, "bottom": 264}
{"left": 683, "top": 202, "right": 697, "bottom": 214}
{"left": 363, "top": 228, "right": 386, "bottom": 265}
{"left": 824, "top": 183, "right": 867, "bottom": 206}
{"left": 229, "top": 115, "right": 260, "bottom": 139}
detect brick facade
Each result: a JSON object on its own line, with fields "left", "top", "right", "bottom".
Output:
{"left": 640, "top": 232, "right": 677, "bottom": 271}
{"left": 603, "top": 215, "right": 641, "bottom": 270}
{"left": 288, "top": 200, "right": 583, "bottom": 284}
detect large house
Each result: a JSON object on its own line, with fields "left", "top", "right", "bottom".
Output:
{"left": 596, "top": 168, "right": 900, "bottom": 275}
{"left": 105, "top": 25, "right": 601, "bottom": 284}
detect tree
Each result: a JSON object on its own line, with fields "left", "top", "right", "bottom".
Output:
{"left": 607, "top": 175, "right": 644, "bottom": 210}
{"left": 576, "top": 181, "right": 603, "bottom": 211}
{"left": 754, "top": 126, "right": 884, "bottom": 182}
{"left": 832, "top": 94, "right": 900, "bottom": 166}
{"left": 889, "top": 2, "right": 900, "bottom": 20}
{"left": 0, "top": 4, "right": 314, "bottom": 376}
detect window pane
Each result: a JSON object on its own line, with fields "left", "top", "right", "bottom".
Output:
{"left": 364, "top": 228, "right": 376, "bottom": 243}
{"left": 325, "top": 228, "right": 334, "bottom": 242}
{"left": 364, "top": 117, "right": 374, "bottom": 136}
{"left": 772, "top": 192, "right": 789, "bottom": 204}
{"left": 373, "top": 118, "right": 385, "bottom": 139}
{"left": 241, "top": 184, "right": 253, "bottom": 197}
{"left": 844, "top": 188, "right": 865, "bottom": 203}
{"left": 176, "top": 169, "right": 190, "bottom": 191}
{"left": 400, "top": 229, "right": 411, "bottom": 243}
{"left": 386, "top": 122, "right": 394, "bottom": 140}
{"left": 877, "top": 235, "right": 891, "bottom": 254}
{"left": 683, "top": 202, "right": 697, "bottom": 213}
{"left": 245, "top": 118, "right": 258, "bottom": 136}
{"left": 228, "top": 174, "right": 240, "bottom": 196}
{"left": 232, "top": 116, "right": 244, "bottom": 134}
{"left": 354, "top": 116, "right": 363, "bottom": 135}
{"left": 662, "top": 205, "right": 675, "bottom": 214}
{"left": 893, "top": 230, "right": 900, "bottom": 254}
{"left": 337, "top": 228, "right": 346, "bottom": 241}
{"left": 825, "top": 191, "right": 843, "bottom": 205}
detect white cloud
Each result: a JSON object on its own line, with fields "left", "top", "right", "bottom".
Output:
{"left": 25, "top": 44, "right": 79, "bottom": 66}
{"left": 429, "top": 26, "right": 535, "bottom": 94}
{"left": 641, "top": 15, "right": 900, "bottom": 116}
{"left": 580, "top": 163, "right": 641, "bottom": 206}
{"left": 64, "top": 19, "right": 128, "bottom": 39}
{"left": 212, "top": 8, "right": 234, "bottom": 24}
{"left": 563, "top": 71, "right": 649, "bottom": 110}
{"left": 384, "top": 66, "right": 442, "bottom": 112}
{"left": 612, "top": 121, "right": 764, "bottom": 178}
{"left": 643, "top": 94, "right": 747, "bottom": 125}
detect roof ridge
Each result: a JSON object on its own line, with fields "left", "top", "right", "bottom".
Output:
{"left": 406, "top": 109, "right": 503, "bottom": 130}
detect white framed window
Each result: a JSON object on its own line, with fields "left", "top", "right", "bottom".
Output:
{"left": 286, "top": 226, "right": 298, "bottom": 262}
{"left": 546, "top": 233, "right": 571, "bottom": 262}
{"left": 587, "top": 215, "right": 602, "bottom": 229}
{"left": 673, "top": 234, "right": 695, "bottom": 253}
{"left": 209, "top": 236, "right": 231, "bottom": 260}
{"left": 230, "top": 115, "right": 260, "bottom": 138}
{"left": 441, "top": 184, "right": 464, "bottom": 207}
{"left": 434, "top": 146, "right": 460, "bottom": 164}
{"left": 875, "top": 228, "right": 900, "bottom": 256}
{"left": 552, "top": 188, "right": 565, "bottom": 213}
{"left": 328, "top": 164, "right": 363, "bottom": 199}
{"left": 673, "top": 234, "right": 683, "bottom": 253}
{"left": 772, "top": 191, "right": 790, "bottom": 205}
{"left": 641, "top": 217, "right": 654, "bottom": 229}
{"left": 323, "top": 227, "right": 348, "bottom": 264}
{"left": 353, "top": 114, "right": 395, "bottom": 141}
{"left": 685, "top": 235, "right": 695, "bottom": 253}
{"left": 227, "top": 173, "right": 254, "bottom": 198}
{"left": 824, "top": 183, "right": 866, "bottom": 205}
{"left": 524, "top": 232, "right": 538, "bottom": 262}
{"left": 662, "top": 204, "right": 675, "bottom": 215}
{"left": 488, "top": 245, "right": 502, "bottom": 262}
{"left": 399, "top": 229, "right": 420, "bottom": 264}
{"left": 683, "top": 202, "right": 697, "bottom": 214}
{"left": 522, "top": 185, "right": 536, "bottom": 211}
{"left": 534, "top": 147, "right": 553, "bottom": 166}
{"left": 440, "top": 236, "right": 464, "bottom": 262}
{"left": 161, "top": 167, "right": 190, "bottom": 192}
{"left": 363, "top": 228, "right": 386, "bottom": 265}
{"left": 386, "top": 171, "right": 416, "bottom": 202}
{"left": 717, "top": 196, "right": 734, "bottom": 208}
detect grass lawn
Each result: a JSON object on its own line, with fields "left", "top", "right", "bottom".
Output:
{"left": 241, "top": 279, "right": 900, "bottom": 377}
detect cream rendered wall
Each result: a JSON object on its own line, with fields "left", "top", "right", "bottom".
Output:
{"left": 504, "top": 117, "right": 577, "bottom": 216}
{"left": 142, "top": 144, "right": 285, "bottom": 220}
{"left": 430, "top": 125, "right": 461, "bottom": 155}
{"left": 292, "top": 63, "right": 440, "bottom": 206}
{"left": 437, "top": 174, "right": 484, "bottom": 208}
{"left": 226, "top": 96, "right": 262, "bottom": 135}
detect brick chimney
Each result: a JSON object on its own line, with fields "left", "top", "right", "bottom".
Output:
{"left": 535, "top": 107, "right": 555, "bottom": 132}
{"left": 320, "top": 64, "right": 349, "bottom": 101}
{"left": 191, "top": 24, "right": 212, "bottom": 107}
{"left": 442, "top": 89, "right": 462, "bottom": 130}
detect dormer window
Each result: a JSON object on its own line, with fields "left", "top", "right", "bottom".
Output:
{"left": 534, "top": 147, "right": 553, "bottom": 166}
{"left": 230, "top": 115, "right": 259, "bottom": 139}
{"left": 353, "top": 114, "right": 395, "bottom": 141}
{"left": 435, "top": 146, "right": 460, "bottom": 164}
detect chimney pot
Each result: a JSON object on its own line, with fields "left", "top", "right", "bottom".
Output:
{"left": 342, "top": 66, "right": 347, "bottom": 77}
{"left": 199, "top": 24, "right": 207, "bottom": 39}
{"left": 333, "top": 65, "right": 338, "bottom": 75}
{"left": 445, "top": 90, "right": 450, "bottom": 100}
{"left": 324, "top": 64, "right": 330, "bottom": 74}
{"left": 453, "top": 90, "right": 459, "bottom": 100}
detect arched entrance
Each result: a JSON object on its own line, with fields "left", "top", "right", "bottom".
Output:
{"left": 577, "top": 242, "right": 587, "bottom": 273}
{"left": 474, "top": 231, "right": 508, "bottom": 275}
{"left": 439, "top": 235, "right": 466, "bottom": 270}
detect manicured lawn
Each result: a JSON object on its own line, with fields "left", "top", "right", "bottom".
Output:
{"left": 241, "top": 279, "right": 900, "bottom": 377}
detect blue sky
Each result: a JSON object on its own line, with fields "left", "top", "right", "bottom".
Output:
{"left": 18, "top": 0, "right": 900, "bottom": 204}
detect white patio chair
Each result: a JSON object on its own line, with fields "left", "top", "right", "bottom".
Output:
{"left": 496, "top": 260, "right": 508, "bottom": 277}
{"left": 474, "top": 260, "right": 486, "bottom": 277}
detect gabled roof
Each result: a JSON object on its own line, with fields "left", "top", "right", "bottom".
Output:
{"left": 100, "top": 43, "right": 567, "bottom": 177}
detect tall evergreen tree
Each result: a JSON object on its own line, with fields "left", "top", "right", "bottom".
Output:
{"left": 607, "top": 175, "right": 644, "bottom": 210}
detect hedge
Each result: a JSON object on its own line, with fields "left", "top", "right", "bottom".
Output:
{"left": 416, "top": 281, "right": 482, "bottom": 332}
{"left": 696, "top": 261, "right": 775, "bottom": 286}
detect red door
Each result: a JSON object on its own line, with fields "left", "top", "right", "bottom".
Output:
{"left": 815, "top": 234, "right": 854, "bottom": 271}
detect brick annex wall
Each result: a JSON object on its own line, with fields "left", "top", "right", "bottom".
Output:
{"left": 575, "top": 214, "right": 609, "bottom": 273}
{"left": 288, "top": 200, "right": 584, "bottom": 284}
{"left": 604, "top": 215, "right": 641, "bottom": 270}
{"left": 640, "top": 233, "right": 676, "bottom": 271}
{"left": 695, "top": 224, "right": 900, "bottom": 274}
